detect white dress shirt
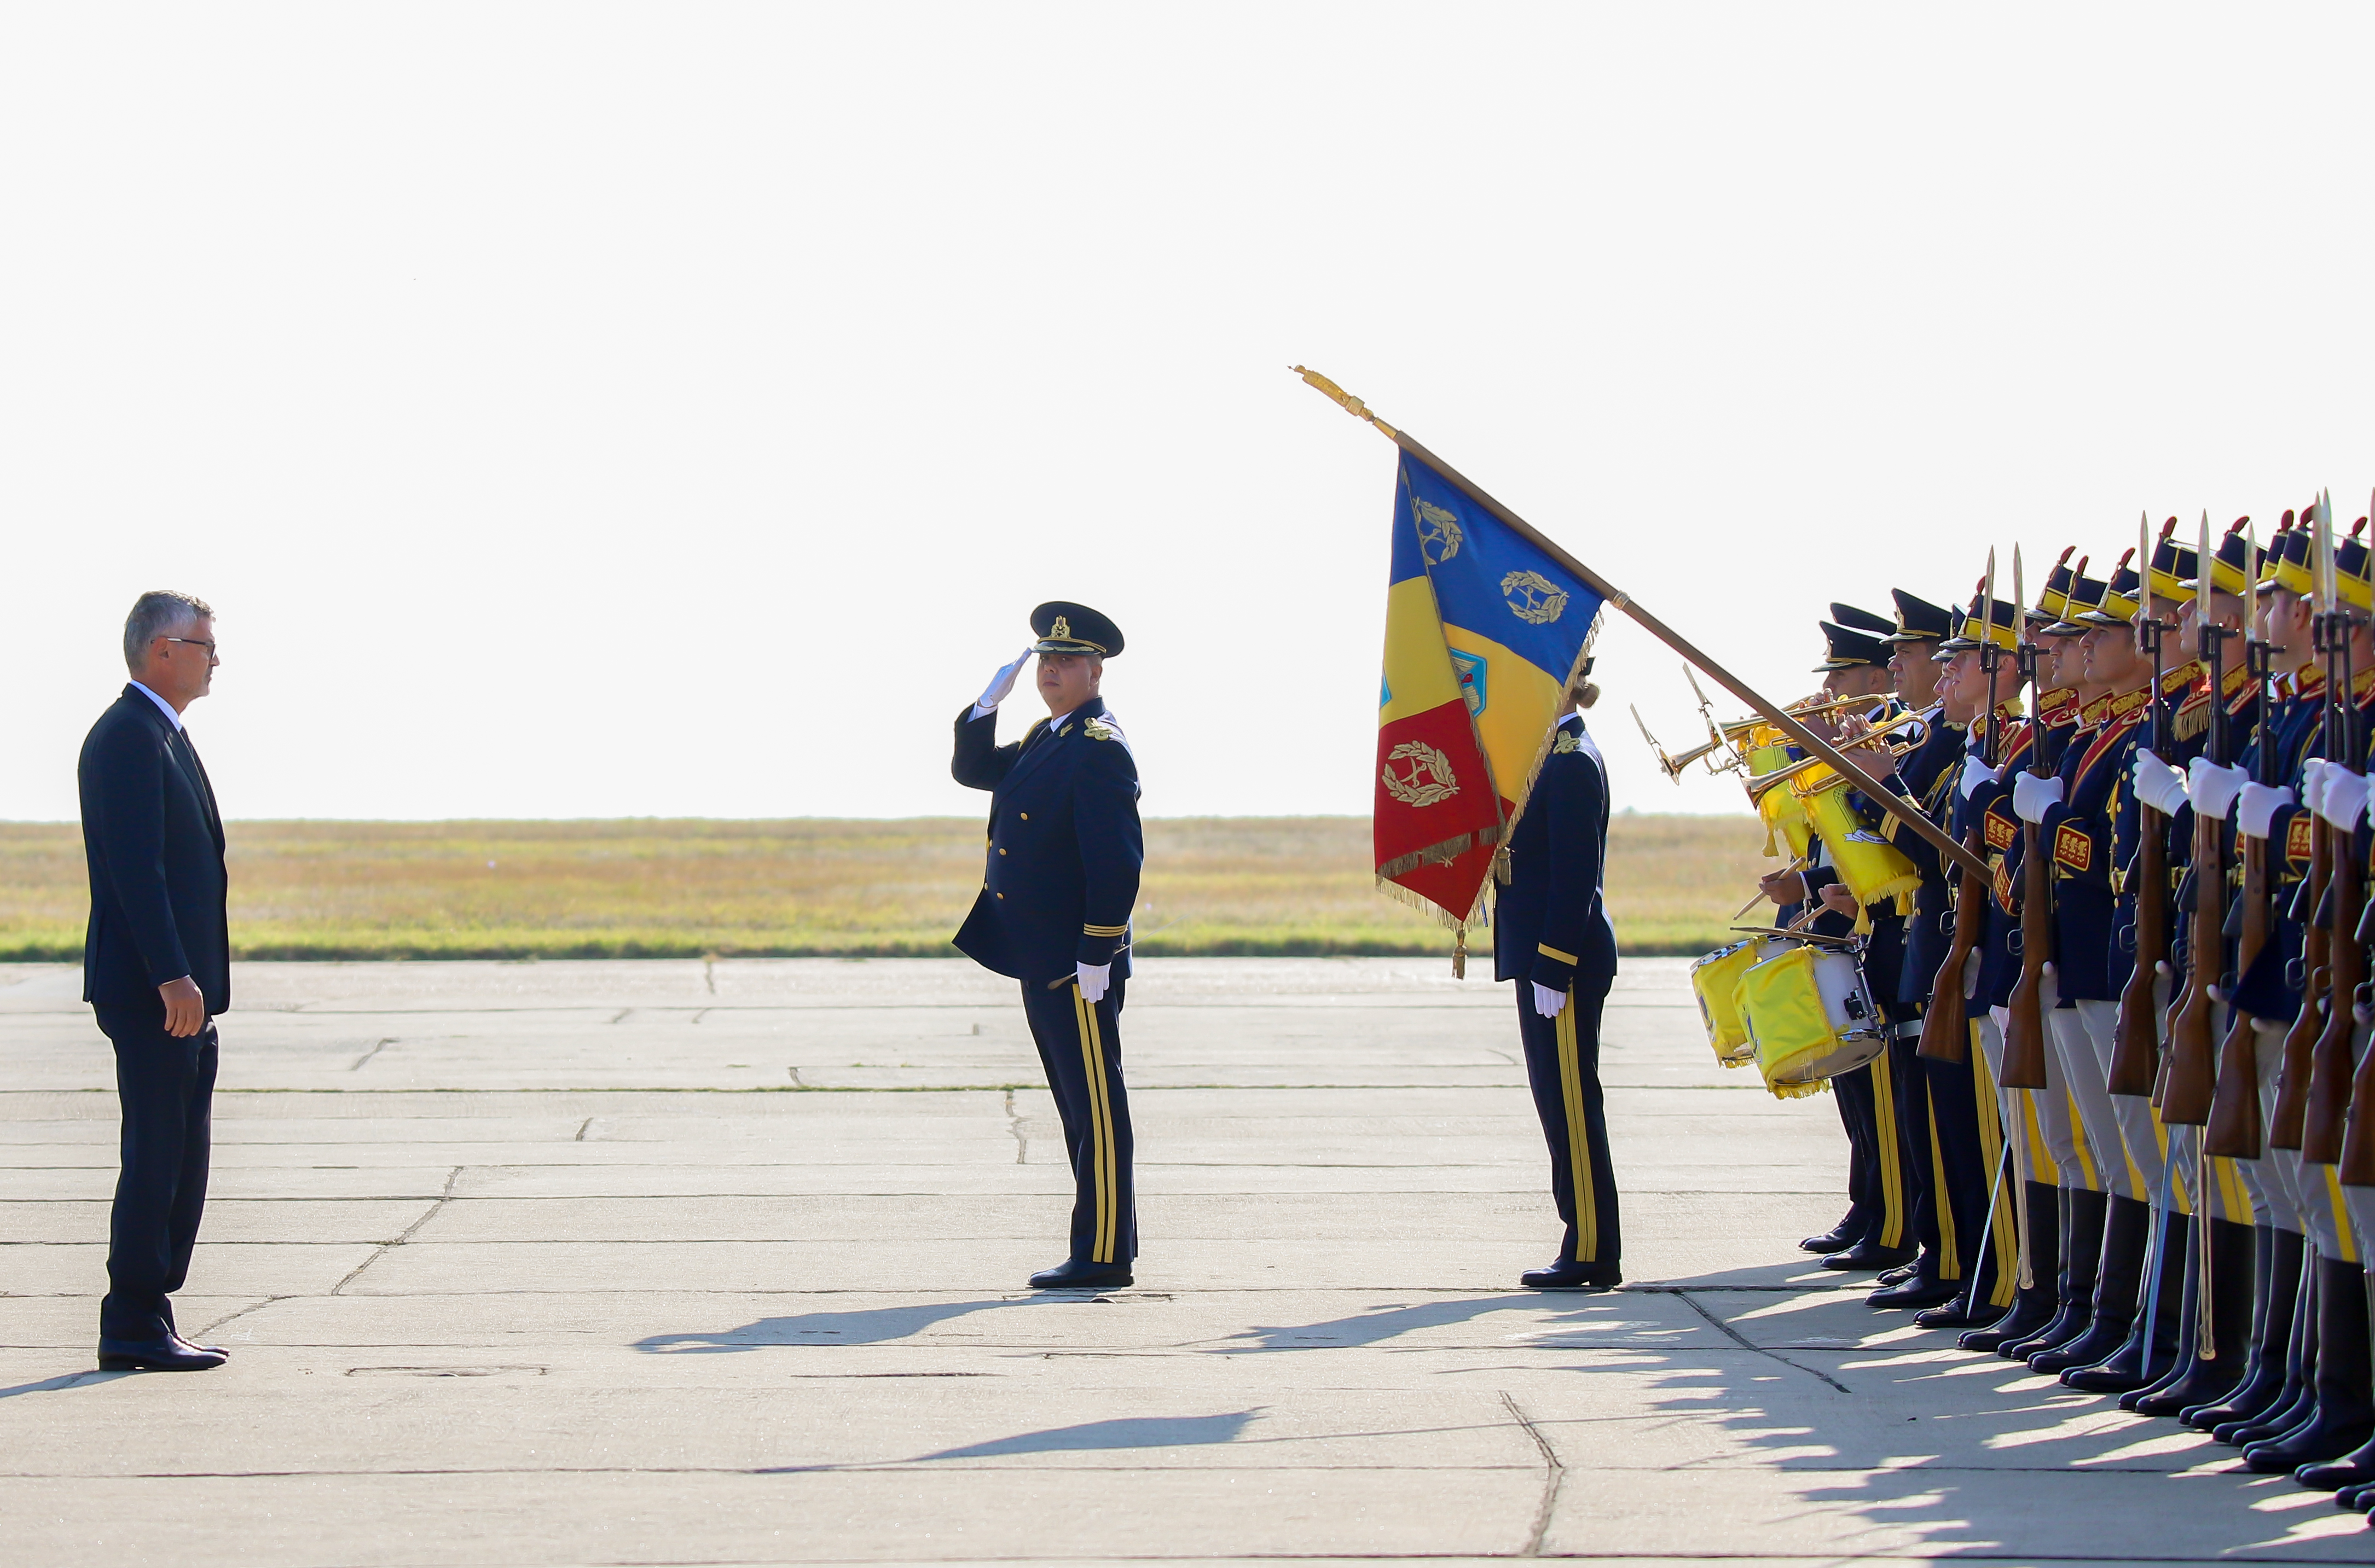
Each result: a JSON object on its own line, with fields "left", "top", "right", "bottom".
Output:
{"left": 129, "top": 680, "right": 184, "bottom": 732}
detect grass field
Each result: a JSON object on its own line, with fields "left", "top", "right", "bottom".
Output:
{"left": 0, "top": 814, "right": 1772, "bottom": 962}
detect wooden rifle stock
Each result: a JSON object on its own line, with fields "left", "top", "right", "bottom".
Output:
{"left": 2205, "top": 826, "right": 2270, "bottom": 1157}
{"left": 2302, "top": 821, "right": 2362, "bottom": 1164}
{"left": 2270, "top": 824, "right": 2330, "bottom": 1150}
{"left": 2000, "top": 818, "right": 2052, "bottom": 1089}
{"left": 2160, "top": 803, "right": 2226, "bottom": 1122}
{"left": 1918, "top": 824, "right": 1990, "bottom": 1064}
{"left": 2110, "top": 801, "right": 2170, "bottom": 1097}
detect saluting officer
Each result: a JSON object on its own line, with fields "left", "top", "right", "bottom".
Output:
{"left": 953, "top": 602, "right": 1143, "bottom": 1291}
{"left": 1494, "top": 661, "right": 1623, "bottom": 1290}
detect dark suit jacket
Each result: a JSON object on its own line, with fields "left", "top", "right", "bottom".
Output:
{"left": 1493, "top": 714, "right": 1619, "bottom": 990}
{"left": 78, "top": 686, "right": 229, "bottom": 1018}
{"left": 951, "top": 696, "right": 1143, "bottom": 984}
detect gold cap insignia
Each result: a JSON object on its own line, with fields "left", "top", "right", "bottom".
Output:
{"left": 1051, "top": 615, "right": 1071, "bottom": 640}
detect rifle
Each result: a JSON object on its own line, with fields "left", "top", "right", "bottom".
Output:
{"left": 2305, "top": 497, "right": 2363, "bottom": 1164}
{"left": 2163, "top": 514, "right": 2235, "bottom": 1124}
{"left": 1920, "top": 560, "right": 2001, "bottom": 1066}
{"left": 2207, "top": 516, "right": 2271, "bottom": 1157}
{"left": 2117, "top": 516, "right": 2176, "bottom": 1100}
{"left": 2001, "top": 545, "right": 2053, "bottom": 1090}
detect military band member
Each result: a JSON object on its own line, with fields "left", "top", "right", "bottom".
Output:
{"left": 1769, "top": 611, "right": 1916, "bottom": 1274}
{"left": 952, "top": 602, "right": 1143, "bottom": 1290}
{"left": 1496, "top": 663, "right": 1623, "bottom": 1289}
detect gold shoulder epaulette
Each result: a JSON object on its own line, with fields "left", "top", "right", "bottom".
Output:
{"left": 1083, "top": 717, "right": 1120, "bottom": 741}
{"left": 1553, "top": 731, "right": 1581, "bottom": 754}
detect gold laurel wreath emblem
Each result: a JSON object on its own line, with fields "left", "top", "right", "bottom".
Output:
{"left": 1500, "top": 569, "right": 1568, "bottom": 624}
{"left": 1382, "top": 740, "right": 1461, "bottom": 808}
{"left": 1412, "top": 498, "right": 1463, "bottom": 565}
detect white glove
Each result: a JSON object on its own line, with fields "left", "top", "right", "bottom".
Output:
{"left": 2318, "top": 770, "right": 2371, "bottom": 832}
{"left": 2237, "top": 782, "right": 2295, "bottom": 840}
{"left": 2012, "top": 771, "right": 2065, "bottom": 824}
{"left": 1532, "top": 982, "right": 1568, "bottom": 1018}
{"left": 2302, "top": 759, "right": 2333, "bottom": 816}
{"left": 2132, "top": 748, "right": 2189, "bottom": 817}
{"left": 1959, "top": 755, "right": 2001, "bottom": 800}
{"left": 1076, "top": 962, "right": 1111, "bottom": 1004}
{"left": 970, "top": 647, "right": 1034, "bottom": 719}
{"left": 2188, "top": 757, "right": 2247, "bottom": 821}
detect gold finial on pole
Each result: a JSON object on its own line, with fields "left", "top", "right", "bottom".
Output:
{"left": 1290, "top": 365, "right": 1400, "bottom": 441}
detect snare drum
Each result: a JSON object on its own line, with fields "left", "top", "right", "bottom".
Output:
{"left": 1689, "top": 937, "right": 1784, "bottom": 1067}
{"left": 1734, "top": 942, "right": 1887, "bottom": 1100}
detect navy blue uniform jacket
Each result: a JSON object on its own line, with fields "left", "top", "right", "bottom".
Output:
{"left": 1493, "top": 715, "right": 1618, "bottom": 991}
{"left": 952, "top": 698, "right": 1143, "bottom": 984}
{"left": 78, "top": 686, "right": 230, "bottom": 1017}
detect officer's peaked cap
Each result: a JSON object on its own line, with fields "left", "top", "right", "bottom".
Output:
{"left": 1030, "top": 601, "right": 1124, "bottom": 658}
{"left": 1813, "top": 620, "right": 1890, "bottom": 672}
{"left": 1880, "top": 589, "right": 1953, "bottom": 644}
{"left": 1828, "top": 602, "right": 1895, "bottom": 636}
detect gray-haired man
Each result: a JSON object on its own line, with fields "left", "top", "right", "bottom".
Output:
{"left": 79, "top": 591, "right": 230, "bottom": 1372}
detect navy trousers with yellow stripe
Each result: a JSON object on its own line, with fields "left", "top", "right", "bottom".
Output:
{"left": 1514, "top": 975, "right": 1621, "bottom": 1268}
{"left": 1021, "top": 977, "right": 1137, "bottom": 1267}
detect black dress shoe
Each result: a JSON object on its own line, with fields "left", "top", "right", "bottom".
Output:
{"left": 1820, "top": 1242, "right": 1916, "bottom": 1273}
{"left": 96, "top": 1335, "right": 227, "bottom": 1372}
{"left": 1800, "top": 1227, "right": 1857, "bottom": 1255}
{"left": 1868, "top": 1277, "right": 1962, "bottom": 1311}
{"left": 1916, "top": 1297, "right": 2007, "bottom": 1332}
{"left": 1521, "top": 1262, "right": 1623, "bottom": 1291}
{"left": 1028, "top": 1260, "right": 1133, "bottom": 1291}
{"left": 1876, "top": 1262, "right": 1919, "bottom": 1286}
{"left": 158, "top": 1303, "right": 227, "bottom": 1358}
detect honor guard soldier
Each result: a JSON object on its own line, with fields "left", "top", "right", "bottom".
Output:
{"left": 952, "top": 602, "right": 1142, "bottom": 1290}
{"left": 1495, "top": 662, "right": 1623, "bottom": 1288}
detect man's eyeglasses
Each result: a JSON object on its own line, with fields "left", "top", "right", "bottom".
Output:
{"left": 163, "top": 637, "right": 218, "bottom": 656}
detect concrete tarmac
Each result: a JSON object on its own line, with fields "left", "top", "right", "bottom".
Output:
{"left": 2, "top": 956, "right": 2366, "bottom": 1565}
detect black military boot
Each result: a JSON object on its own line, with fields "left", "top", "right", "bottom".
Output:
{"left": 2245, "top": 1258, "right": 2375, "bottom": 1474}
{"left": 2136, "top": 1218, "right": 2254, "bottom": 1416}
{"left": 2221, "top": 1259, "right": 2319, "bottom": 1445}
{"left": 2008, "top": 1187, "right": 2103, "bottom": 1361}
{"left": 1822, "top": 1238, "right": 1919, "bottom": 1273}
{"left": 2124, "top": 1218, "right": 2207, "bottom": 1412}
{"left": 2186, "top": 1225, "right": 2297, "bottom": 1430}
{"left": 2034, "top": 1194, "right": 2148, "bottom": 1374}
{"left": 1965, "top": 1182, "right": 2061, "bottom": 1351}
{"left": 2066, "top": 1211, "right": 2191, "bottom": 1393}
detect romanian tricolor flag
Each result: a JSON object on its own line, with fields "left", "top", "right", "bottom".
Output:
{"left": 1377, "top": 451, "right": 1604, "bottom": 927}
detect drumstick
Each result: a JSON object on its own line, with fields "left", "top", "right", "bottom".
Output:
{"left": 1733, "top": 856, "right": 1809, "bottom": 921}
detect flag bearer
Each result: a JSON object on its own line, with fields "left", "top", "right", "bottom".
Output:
{"left": 1496, "top": 661, "right": 1624, "bottom": 1289}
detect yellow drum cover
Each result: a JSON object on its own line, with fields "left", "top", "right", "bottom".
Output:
{"left": 1798, "top": 774, "right": 1920, "bottom": 917}
{"left": 1688, "top": 938, "right": 1771, "bottom": 1067}
{"left": 1752, "top": 755, "right": 1815, "bottom": 861}
{"left": 1736, "top": 944, "right": 1886, "bottom": 1100}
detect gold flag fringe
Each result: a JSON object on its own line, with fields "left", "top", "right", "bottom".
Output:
{"left": 1376, "top": 826, "right": 1502, "bottom": 884}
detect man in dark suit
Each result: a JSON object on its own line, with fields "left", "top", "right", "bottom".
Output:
{"left": 79, "top": 590, "right": 231, "bottom": 1372}
{"left": 952, "top": 601, "right": 1143, "bottom": 1291}
{"left": 1494, "top": 662, "right": 1623, "bottom": 1290}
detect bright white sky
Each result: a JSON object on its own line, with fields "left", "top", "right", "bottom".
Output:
{"left": 9, "top": 5, "right": 2375, "bottom": 823}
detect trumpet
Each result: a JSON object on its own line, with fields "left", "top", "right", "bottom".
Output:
{"left": 1631, "top": 704, "right": 1742, "bottom": 782}
{"left": 1716, "top": 692, "right": 1891, "bottom": 742}
{"left": 1740, "top": 710, "right": 1930, "bottom": 801}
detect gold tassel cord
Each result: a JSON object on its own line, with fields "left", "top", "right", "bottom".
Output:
{"left": 1452, "top": 924, "right": 1468, "bottom": 980}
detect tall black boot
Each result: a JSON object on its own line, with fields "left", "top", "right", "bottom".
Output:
{"left": 2032, "top": 1193, "right": 2144, "bottom": 1373}
{"left": 2067, "top": 1211, "right": 2192, "bottom": 1392}
{"left": 1966, "top": 1182, "right": 2062, "bottom": 1351}
{"left": 2138, "top": 1217, "right": 2254, "bottom": 1416}
{"left": 2187, "top": 1226, "right": 2297, "bottom": 1430}
{"left": 2008, "top": 1187, "right": 2102, "bottom": 1361}
{"left": 2246, "top": 1258, "right": 2375, "bottom": 1473}
{"left": 2223, "top": 1257, "right": 2319, "bottom": 1445}
{"left": 2124, "top": 1216, "right": 2207, "bottom": 1411}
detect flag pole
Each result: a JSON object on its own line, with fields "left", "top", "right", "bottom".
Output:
{"left": 1294, "top": 367, "right": 1989, "bottom": 882}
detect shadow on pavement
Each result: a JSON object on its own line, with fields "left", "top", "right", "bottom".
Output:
{"left": 0, "top": 1369, "right": 134, "bottom": 1398}
{"left": 633, "top": 1298, "right": 1023, "bottom": 1352}
{"left": 907, "top": 1411, "right": 1261, "bottom": 1461}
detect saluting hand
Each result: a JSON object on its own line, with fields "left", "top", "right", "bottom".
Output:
{"left": 975, "top": 647, "right": 1034, "bottom": 715}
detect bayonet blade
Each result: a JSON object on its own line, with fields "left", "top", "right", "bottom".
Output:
{"left": 2249, "top": 516, "right": 2266, "bottom": 643}
{"left": 2138, "top": 511, "right": 2152, "bottom": 627}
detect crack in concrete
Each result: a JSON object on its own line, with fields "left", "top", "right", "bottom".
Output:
{"left": 785, "top": 1067, "right": 806, "bottom": 1088}
{"left": 573, "top": 1118, "right": 596, "bottom": 1141}
{"left": 331, "top": 1166, "right": 463, "bottom": 1296}
{"left": 607, "top": 1009, "right": 632, "bottom": 1025}
{"left": 1500, "top": 1391, "right": 1563, "bottom": 1557}
{"left": 1004, "top": 1088, "right": 1027, "bottom": 1165}
{"left": 348, "top": 1038, "right": 395, "bottom": 1072}
{"left": 690, "top": 1008, "right": 710, "bottom": 1025}
{"left": 703, "top": 957, "right": 717, "bottom": 996}
{"left": 191, "top": 1294, "right": 292, "bottom": 1341}
{"left": 1669, "top": 1287, "right": 1851, "bottom": 1393}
